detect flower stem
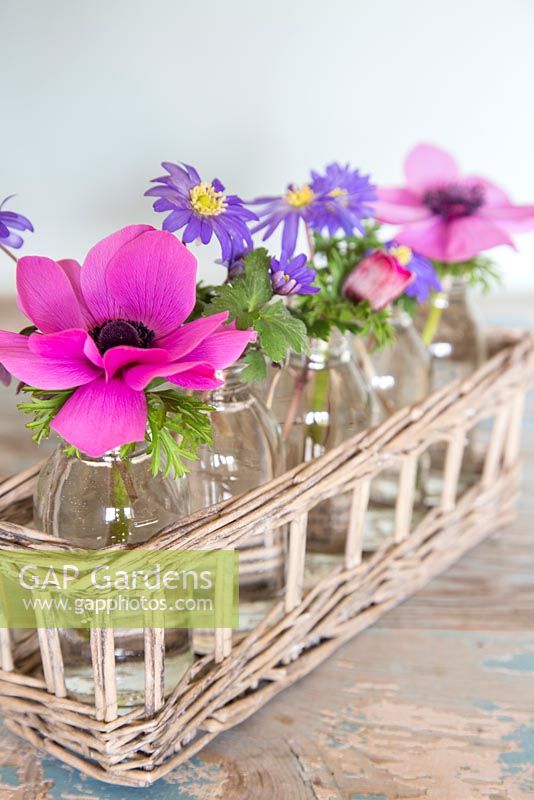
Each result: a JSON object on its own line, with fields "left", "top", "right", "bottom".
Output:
{"left": 305, "top": 223, "right": 315, "bottom": 262}
{"left": 107, "top": 458, "right": 137, "bottom": 545}
{"left": 421, "top": 291, "right": 446, "bottom": 347}
{"left": 0, "top": 244, "right": 17, "bottom": 264}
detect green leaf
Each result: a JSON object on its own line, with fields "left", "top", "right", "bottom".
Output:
{"left": 18, "top": 387, "right": 75, "bottom": 444}
{"left": 241, "top": 349, "right": 267, "bottom": 383}
{"left": 204, "top": 247, "right": 273, "bottom": 329}
{"left": 255, "top": 300, "right": 309, "bottom": 363}
{"left": 145, "top": 390, "right": 214, "bottom": 478}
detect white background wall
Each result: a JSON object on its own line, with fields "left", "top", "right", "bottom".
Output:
{"left": 1, "top": 0, "right": 534, "bottom": 297}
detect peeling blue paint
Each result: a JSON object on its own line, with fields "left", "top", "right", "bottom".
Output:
{"left": 40, "top": 755, "right": 221, "bottom": 800}
{"left": 484, "top": 651, "right": 534, "bottom": 674}
{"left": 500, "top": 724, "right": 534, "bottom": 778}
{"left": 473, "top": 698, "right": 499, "bottom": 712}
{"left": 0, "top": 766, "right": 19, "bottom": 786}
{"left": 351, "top": 794, "right": 386, "bottom": 800}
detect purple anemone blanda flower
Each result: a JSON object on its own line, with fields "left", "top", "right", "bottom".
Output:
{"left": 145, "top": 162, "right": 257, "bottom": 262}
{"left": 308, "top": 163, "right": 377, "bottom": 237}
{"left": 0, "top": 195, "right": 33, "bottom": 249}
{"left": 385, "top": 242, "right": 442, "bottom": 303}
{"left": 250, "top": 183, "right": 318, "bottom": 257}
{"left": 0, "top": 225, "right": 255, "bottom": 456}
{"left": 270, "top": 251, "right": 320, "bottom": 296}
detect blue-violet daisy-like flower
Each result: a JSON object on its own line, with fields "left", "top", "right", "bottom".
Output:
{"left": 270, "top": 251, "right": 320, "bottom": 296}
{"left": 386, "top": 241, "right": 442, "bottom": 303}
{"left": 308, "top": 163, "right": 377, "bottom": 237}
{"left": 145, "top": 162, "right": 257, "bottom": 262}
{"left": 0, "top": 195, "right": 33, "bottom": 249}
{"left": 251, "top": 183, "right": 318, "bottom": 257}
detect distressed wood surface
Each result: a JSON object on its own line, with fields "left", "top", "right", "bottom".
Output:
{"left": 0, "top": 298, "right": 533, "bottom": 799}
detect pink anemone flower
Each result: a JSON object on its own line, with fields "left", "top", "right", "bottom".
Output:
{"left": 0, "top": 224, "right": 255, "bottom": 456}
{"left": 374, "top": 143, "right": 534, "bottom": 262}
{"left": 342, "top": 251, "right": 414, "bottom": 311}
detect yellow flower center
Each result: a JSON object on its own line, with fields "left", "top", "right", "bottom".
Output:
{"left": 389, "top": 245, "right": 413, "bottom": 266}
{"left": 328, "top": 187, "right": 347, "bottom": 198}
{"left": 189, "top": 182, "right": 227, "bottom": 217}
{"left": 284, "top": 184, "right": 315, "bottom": 208}
{"left": 284, "top": 273, "right": 291, "bottom": 282}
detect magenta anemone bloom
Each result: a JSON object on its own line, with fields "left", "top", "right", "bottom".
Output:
{"left": 145, "top": 162, "right": 257, "bottom": 262}
{"left": 0, "top": 225, "right": 255, "bottom": 456}
{"left": 374, "top": 144, "right": 534, "bottom": 262}
{"left": 343, "top": 251, "right": 414, "bottom": 311}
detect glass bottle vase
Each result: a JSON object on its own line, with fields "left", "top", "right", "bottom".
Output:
{"left": 33, "top": 443, "right": 193, "bottom": 707}
{"left": 419, "top": 279, "right": 487, "bottom": 499}
{"left": 188, "top": 361, "right": 286, "bottom": 654}
{"left": 267, "top": 332, "right": 376, "bottom": 565}
{"left": 365, "top": 310, "right": 431, "bottom": 549}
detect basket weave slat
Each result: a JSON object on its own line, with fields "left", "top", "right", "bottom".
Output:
{"left": 0, "top": 326, "right": 531, "bottom": 787}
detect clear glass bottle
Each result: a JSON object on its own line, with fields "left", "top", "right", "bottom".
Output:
{"left": 33, "top": 443, "right": 193, "bottom": 707}
{"left": 365, "top": 310, "right": 431, "bottom": 548}
{"left": 188, "top": 361, "right": 286, "bottom": 654}
{"left": 267, "top": 332, "right": 375, "bottom": 559}
{"left": 419, "top": 279, "right": 487, "bottom": 497}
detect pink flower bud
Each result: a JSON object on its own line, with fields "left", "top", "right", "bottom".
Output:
{"left": 342, "top": 251, "right": 414, "bottom": 310}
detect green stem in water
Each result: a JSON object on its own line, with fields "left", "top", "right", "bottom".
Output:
{"left": 308, "top": 367, "right": 330, "bottom": 447}
{"left": 108, "top": 460, "right": 135, "bottom": 545}
{"left": 421, "top": 291, "right": 446, "bottom": 347}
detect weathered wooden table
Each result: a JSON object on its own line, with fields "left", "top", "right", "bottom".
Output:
{"left": 0, "top": 298, "right": 532, "bottom": 799}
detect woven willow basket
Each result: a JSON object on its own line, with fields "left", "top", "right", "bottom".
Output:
{"left": 0, "top": 326, "right": 532, "bottom": 787}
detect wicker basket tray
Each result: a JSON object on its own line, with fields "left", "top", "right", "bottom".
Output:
{"left": 0, "top": 326, "right": 532, "bottom": 787}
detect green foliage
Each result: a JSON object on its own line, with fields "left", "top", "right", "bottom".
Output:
{"left": 18, "top": 387, "right": 75, "bottom": 444}
{"left": 432, "top": 255, "right": 501, "bottom": 293}
{"left": 255, "top": 300, "right": 309, "bottom": 362}
{"left": 202, "top": 248, "right": 308, "bottom": 370}
{"left": 19, "top": 385, "right": 213, "bottom": 479}
{"left": 205, "top": 248, "right": 272, "bottom": 330}
{"left": 241, "top": 349, "right": 267, "bottom": 383}
{"left": 289, "top": 222, "right": 395, "bottom": 350}
{"left": 145, "top": 390, "right": 213, "bottom": 478}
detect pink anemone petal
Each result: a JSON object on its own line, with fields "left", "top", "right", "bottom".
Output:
{"left": 184, "top": 325, "right": 256, "bottom": 370}
{"left": 478, "top": 204, "right": 534, "bottom": 233}
{"left": 16, "top": 256, "right": 86, "bottom": 333}
{"left": 168, "top": 365, "right": 224, "bottom": 391}
{"left": 123, "top": 360, "right": 207, "bottom": 392}
{"left": 468, "top": 176, "right": 511, "bottom": 207}
{"left": 83, "top": 336, "right": 104, "bottom": 369}
{"left": 51, "top": 376, "right": 148, "bottom": 457}
{"left": 445, "top": 217, "right": 515, "bottom": 262}
{"left": 157, "top": 311, "right": 230, "bottom": 360}
{"left": 0, "top": 330, "right": 99, "bottom": 390}
{"left": 394, "top": 218, "right": 451, "bottom": 261}
{"left": 105, "top": 230, "right": 198, "bottom": 337}
{"left": 81, "top": 224, "right": 154, "bottom": 325}
{"left": 58, "top": 259, "right": 93, "bottom": 324}
{"left": 103, "top": 346, "right": 171, "bottom": 381}
{"left": 404, "top": 143, "right": 460, "bottom": 193}
{"left": 374, "top": 187, "right": 432, "bottom": 224}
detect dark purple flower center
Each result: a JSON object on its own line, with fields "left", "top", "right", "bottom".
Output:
{"left": 91, "top": 319, "right": 155, "bottom": 354}
{"left": 423, "top": 183, "right": 485, "bottom": 220}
